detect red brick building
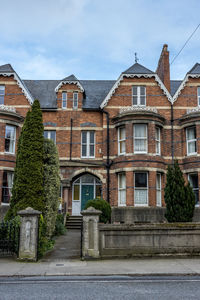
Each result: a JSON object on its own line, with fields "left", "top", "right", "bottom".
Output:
{"left": 0, "top": 44, "right": 200, "bottom": 217}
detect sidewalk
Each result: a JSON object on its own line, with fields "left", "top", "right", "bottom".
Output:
{"left": 1, "top": 257, "right": 200, "bottom": 277}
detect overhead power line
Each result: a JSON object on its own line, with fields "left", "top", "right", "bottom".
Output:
{"left": 170, "top": 23, "right": 200, "bottom": 65}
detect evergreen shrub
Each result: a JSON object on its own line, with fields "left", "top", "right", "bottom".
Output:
{"left": 84, "top": 198, "right": 111, "bottom": 223}
{"left": 54, "top": 214, "right": 66, "bottom": 236}
{"left": 165, "top": 160, "right": 195, "bottom": 222}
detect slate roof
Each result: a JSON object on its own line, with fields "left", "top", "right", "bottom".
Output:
{"left": 62, "top": 74, "right": 79, "bottom": 81}
{"left": 23, "top": 80, "right": 59, "bottom": 108}
{"left": 0, "top": 64, "right": 15, "bottom": 73}
{"left": 23, "top": 79, "right": 116, "bottom": 109}
{"left": 170, "top": 80, "right": 182, "bottom": 96}
{"left": 122, "top": 63, "right": 154, "bottom": 75}
{"left": 187, "top": 63, "right": 200, "bottom": 74}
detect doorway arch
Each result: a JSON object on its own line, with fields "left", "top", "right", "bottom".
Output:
{"left": 72, "top": 173, "right": 102, "bottom": 215}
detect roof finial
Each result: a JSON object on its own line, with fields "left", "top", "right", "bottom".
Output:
{"left": 135, "top": 52, "right": 139, "bottom": 63}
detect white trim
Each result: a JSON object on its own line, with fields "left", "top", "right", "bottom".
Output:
{"left": 0, "top": 72, "right": 33, "bottom": 104}
{"left": 172, "top": 74, "right": 200, "bottom": 103}
{"left": 100, "top": 73, "right": 172, "bottom": 109}
{"left": 132, "top": 86, "right": 146, "bottom": 106}
{"left": 55, "top": 80, "right": 84, "bottom": 93}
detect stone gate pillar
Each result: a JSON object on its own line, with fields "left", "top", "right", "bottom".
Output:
{"left": 81, "top": 206, "right": 101, "bottom": 258}
{"left": 18, "top": 207, "right": 41, "bottom": 261}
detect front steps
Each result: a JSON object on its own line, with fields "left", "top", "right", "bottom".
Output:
{"left": 66, "top": 216, "right": 83, "bottom": 230}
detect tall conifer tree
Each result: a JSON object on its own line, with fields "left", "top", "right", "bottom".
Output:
{"left": 165, "top": 160, "right": 195, "bottom": 222}
{"left": 6, "top": 100, "right": 44, "bottom": 218}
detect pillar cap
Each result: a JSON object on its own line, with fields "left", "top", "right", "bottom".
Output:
{"left": 81, "top": 206, "right": 102, "bottom": 216}
{"left": 17, "top": 207, "right": 42, "bottom": 216}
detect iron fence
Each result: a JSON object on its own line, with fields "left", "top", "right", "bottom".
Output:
{"left": 0, "top": 220, "right": 20, "bottom": 256}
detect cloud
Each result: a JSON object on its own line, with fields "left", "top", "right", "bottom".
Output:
{"left": 0, "top": 0, "right": 200, "bottom": 79}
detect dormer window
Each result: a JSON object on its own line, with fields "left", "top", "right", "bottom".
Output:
{"left": 132, "top": 86, "right": 146, "bottom": 106}
{"left": 62, "top": 92, "right": 67, "bottom": 109}
{"left": 198, "top": 87, "right": 200, "bottom": 106}
{"left": 73, "top": 92, "right": 78, "bottom": 109}
{"left": 0, "top": 86, "right": 5, "bottom": 105}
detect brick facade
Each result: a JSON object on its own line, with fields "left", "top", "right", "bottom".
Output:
{"left": 0, "top": 45, "right": 200, "bottom": 216}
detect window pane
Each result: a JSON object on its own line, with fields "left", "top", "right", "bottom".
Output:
{"left": 5, "top": 126, "right": 15, "bottom": 153}
{"left": 133, "top": 96, "right": 138, "bottom": 105}
{"left": 82, "top": 144, "right": 87, "bottom": 157}
{"left": 135, "top": 124, "right": 146, "bottom": 138}
{"left": 2, "top": 171, "right": 13, "bottom": 203}
{"left": 62, "top": 92, "right": 67, "bottom": 108}
{"left": 132, "top": 86, "right": 137, "bottom": 95}
{"left": 135, "top": 173, "right": 147, "bottom": 188}
{"left": 82, "top": 174, "right": 94, "bottom": 183}
{"left": 89, "top": 144, "right": 94, "bottom": 156}
{"left": 187, "top": 127, "right": 196, "bottom": 140}
{"left": 119, "top": 127, "right": 125, "bottom": 140}
{"left": 189, "top": 174, "right": 198, "bottom": 189}
{"left": 90, "top": 131, "right": 94, "bottom": 143}
{"left": 135, "top": 139, "right": 146, "bottom": 152}
{"left": 82, "top": 132, "right": 87, "bottom": 144}
{"left": 135, "top": 189, "right": 148, "bottom": 205}
{"left": 140, "top": 96, "right": 145, "bottom": 105}
{"left": 140, "top": 86, "right": 145, "bottom": 96}
{"left": 188, "top": 141, "right": 196, "bottom": 154}
{"left": 74, "top": 185, "right": 80, "bottom": 200}
{"left": 120, "top": 141, "right": 125, "bottom": 153}
{"left": 96, "top": 185, "right": 102, "bottom": 199}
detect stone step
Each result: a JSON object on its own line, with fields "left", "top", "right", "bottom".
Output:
{"left": 66, "top": 216, "right": 83, "bottom": 230}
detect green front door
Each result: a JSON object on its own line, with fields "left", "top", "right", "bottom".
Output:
{"left": 81, "top": 185, "right": 94, "bottom": 210}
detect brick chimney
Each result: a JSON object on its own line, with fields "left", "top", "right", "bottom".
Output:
{"left": 156, "top": 44, "right": 170, "bottom": 92}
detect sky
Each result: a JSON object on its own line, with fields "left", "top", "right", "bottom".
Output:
{"left": 0, "top": 0, "right": 200, "bottom": 80}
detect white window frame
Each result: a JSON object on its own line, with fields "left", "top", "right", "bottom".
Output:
{"left": 134, "top": 172, "right": 148, "bottom": 206}
{"left": 44, "top": 130, "right": 56, "bottom": 143}
{"left": 132, "top": 86, "right": 146, "bottom": 106}
{"left": 188, "top": 173, "right": 199, "bottom": 207}
{"left": 156, "top": 173, "right": 162, "bottom": 207}
{"left": 198, "top": 87, "right": 200, "bottom": 106}
{"left": 81, "top": 131, "right": 95, "bottom": 158}
{"left": 5, "top": 125, "right": 16, "bottom": 154}
{"left": 186, "top": 127, "right": 197, "bottom": 156}
{"left": 0, "top": 85, "right": 5, "bottom": 105}
{"left": 118, "top": 173, "right": 126, "bottom": 206}
{"left": 73, "top": 92, "right": 78, "bottom": 109}
{"left": 62, "top": 92, "right": 67, "bottom": 109}
{"left": 155, "top": 127, "right": 161, "bottom": 155}
{"left": 134, "top": 124, "right": 148, "bottom": 154}
{"left": 118, "top": 127, "right": 126, "bottom": 155}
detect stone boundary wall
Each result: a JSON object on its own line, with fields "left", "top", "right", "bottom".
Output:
{"left": 98, "top": 223, "right": 200, "bottom": 258}
{"left": 111, "top": 207, "right": 200, "bottom": 224}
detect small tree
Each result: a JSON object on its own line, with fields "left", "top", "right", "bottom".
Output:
{"left": 43, "top": 139, "right": 60, "bottom": 238}
{"left": 165, "top": 160, "right": 195, "bottom": 222}
{"left": 6, "top": 100, "right": 44, "bottom": 219}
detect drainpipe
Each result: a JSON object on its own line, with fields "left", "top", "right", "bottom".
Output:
{"left": 70, "top": 118, "right": 73, "bottom": 160}
{"left": 171, "top": 104, "right": 174, "bottom": 165}
{"left": 101, "top": 109, "right": 110, "bottom": 204}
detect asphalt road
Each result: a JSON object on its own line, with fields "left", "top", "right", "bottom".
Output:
{"left": 0, "top": 275, "right": 200, "bottom": 300}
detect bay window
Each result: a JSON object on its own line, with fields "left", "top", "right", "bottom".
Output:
{"left": 155, "top": 127, "right": 161, "bottom": 155}
{"left": 156, "top": 173, "right": 162, "bottom": 206}
{"left": 188, "top": 173, "right": 199, "bottom": 206}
